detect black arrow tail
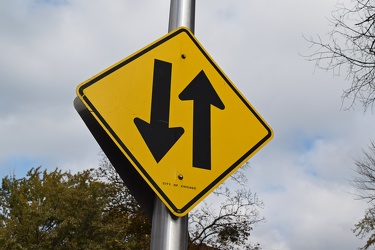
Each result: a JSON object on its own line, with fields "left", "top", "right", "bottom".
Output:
{"left": 134, "top": 59, "right": 184, "bottom": 162}
{"left": 179, "top": 70, "right": 225, "bottom": 170}
{"left": 192, "top": 101, "right": 212, "bottom": 169}
{"left": 150, "top": 59, "right": 172, "bottom": 124}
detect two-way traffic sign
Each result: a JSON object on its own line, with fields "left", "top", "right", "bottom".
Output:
{"left": 76, "top": 27, "right": 273, "bottom": 216}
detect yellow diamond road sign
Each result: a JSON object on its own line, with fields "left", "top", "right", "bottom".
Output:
{"left": 76, "top": 27, "right": 273, "bottom": 216}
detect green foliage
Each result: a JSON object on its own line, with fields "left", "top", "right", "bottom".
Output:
{"left": 0, "top": 166, "right": 150, "bottom": 250}
{"left": 354, "top": 207, "right": 375, "bottom": 250}
{"left": 0, "top": 157, "right": 262, "bottom": 250}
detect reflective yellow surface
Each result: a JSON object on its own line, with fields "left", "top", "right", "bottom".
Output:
{"left": 76, "top": 27, "right": 273, "bottom": 216}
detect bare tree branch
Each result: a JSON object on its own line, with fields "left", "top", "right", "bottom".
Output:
{"left": 352, "top": 141, "right": 375, "bottom": 250}
{"left": 189, "top": 188, "right": 264, "bottom": 250}
{"left": 304, "top": 0, "right": 375, "bottom": 111}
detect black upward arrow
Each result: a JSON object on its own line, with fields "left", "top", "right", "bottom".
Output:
{"left": 134, "top": 59, "right": 184, "bottom": 162}
{"left": 179, "top": 70, "right": 225, "bottom": 170}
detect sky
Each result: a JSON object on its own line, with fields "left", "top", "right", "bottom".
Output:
{"left": 1, "top": 0, "right": 374, "bottom": 249}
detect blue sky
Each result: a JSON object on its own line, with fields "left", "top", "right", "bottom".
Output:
{"left": 1, "top": 0, "right": 375, "bottom": 249}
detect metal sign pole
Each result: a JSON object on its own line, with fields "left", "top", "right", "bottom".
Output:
{"left": 150, "top": 198, "right": 189, "bottom": 249}
{"left": 150, "top": 1, "right": 195, "bottom": 249}
{"left": 168, "top": 0, "right": 195, "bottom": 33}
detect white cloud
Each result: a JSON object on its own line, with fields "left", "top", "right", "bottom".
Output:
{"left": 0, "top": 0, "right": 373, "bottom": 249}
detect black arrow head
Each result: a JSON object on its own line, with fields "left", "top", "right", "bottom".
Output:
{"left": 179, "top": 70, "right": 225, "bottom": 109}
{"left": 134, "top": 118, "right": 184, "bottom": 162}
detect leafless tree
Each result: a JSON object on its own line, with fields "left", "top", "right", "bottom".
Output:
{"left": 306, "top": 0, "right": 375, "bottom": 111}
{"left": 98, "top": 153, "right": 263, "bottom": 250}
{"left": 352, "top": 142, "right": 375, "bottom": 249}
{"left": 188, "top": 186, "right": 263, "bottom": 250}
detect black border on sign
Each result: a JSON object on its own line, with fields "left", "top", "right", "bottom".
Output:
{"left": 77, "top": 27, "right": 273, "bottom": 215}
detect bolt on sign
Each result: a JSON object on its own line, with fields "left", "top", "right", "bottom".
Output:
{"left": 76, "top": 27, "right": 273, "bottom": 216}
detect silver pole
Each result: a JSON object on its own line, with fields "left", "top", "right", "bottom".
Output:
{"left": 150, "top": 198, "right": 189, "bottom": 249}
{"left": 168, "top": 0, "right": 196, "bottom": 33}
{"left": 150, "top": 1, "right": 195, "bottom": 249}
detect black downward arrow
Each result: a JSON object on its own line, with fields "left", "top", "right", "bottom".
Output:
{"left": 134, "top": 59, "right": 184, "bottom": 162}
{"left": 179, "top": 70, "right": 225, "bottom": 170}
